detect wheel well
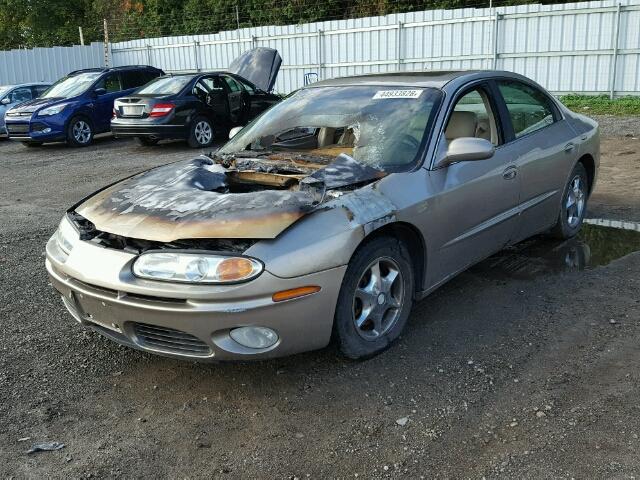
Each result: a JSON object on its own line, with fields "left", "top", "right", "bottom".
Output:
{"left": 362, "top": 222, "right": 426, "bottom": 294}
{"left": 578, "top": 154, "right": 595, "bottom": 194}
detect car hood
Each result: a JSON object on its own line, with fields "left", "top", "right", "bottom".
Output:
{"left": 74, "top": 153, "right": 386, "bottom": 243}
{"left": 228, "top": 47, "right": 282, "bottom": 93}
{"left": 8, "top": 97, "right": 66, "bottom": 114}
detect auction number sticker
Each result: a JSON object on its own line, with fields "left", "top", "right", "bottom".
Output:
{"left": 373, "top": 89, "right": 423, "bottom": 99}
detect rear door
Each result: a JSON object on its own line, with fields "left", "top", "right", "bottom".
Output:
{"left": 494, "top": 79, "right": 579, "bottom": 243}
{"left": 200, "top": 75, "right": 228, "bottom": 120}
{"left": 220, "top": 75, "right": 245, "bottom": 124}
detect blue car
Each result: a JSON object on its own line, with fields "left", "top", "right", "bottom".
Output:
{"left": 0, "top": 83, "right": 51, "bottom": 136}
{"left": 4, "top": 65, "right": 164, "bottom": 147}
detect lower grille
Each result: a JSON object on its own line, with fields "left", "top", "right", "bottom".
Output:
{"left": 7, "top": 124, "right": 30, "bottom": 134}
{"left": 132, "top": 322, "right": 211, "bottom": 356}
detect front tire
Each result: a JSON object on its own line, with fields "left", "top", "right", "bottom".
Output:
{"left": 551, "top": 163, "right": 588, "bottom": 239}
{"left": 66, "top": 116, "right": 93, "bottom": 147}
{"left": 334, "top": 236, "right": 414, "bottom": 359}
{"left": 187, "top": 116, "right": 214, "bottom": 148}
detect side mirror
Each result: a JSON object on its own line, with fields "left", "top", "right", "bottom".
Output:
{"left": 0, "top": 97, "right": 10, "bottom": 105}
{"left": 440, "top": 137, "right": 495, "bottom": 167}
{"left": 93, "top": 87, "right": 107, "bottom": 97}
{"left": 229, "top": 126, "right": 243, "bottom": 139}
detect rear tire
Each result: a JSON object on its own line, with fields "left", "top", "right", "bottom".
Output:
{"left": 334, "top": 236, "right": 414, "bottom": 360}
{"left": 66, "top": 116, "right": 94, "bottom": 147}
{"left": 187, "top": 116, "right": 214, "bottom": 148}
{"left": 550, "top": 162, "right": 588, "bottom": 239}
{"left": 136, "top": 137, "right": 159, "bottom": 146}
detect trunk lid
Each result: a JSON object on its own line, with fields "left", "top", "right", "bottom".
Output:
{"left": 228, "top": 47, "right": 282, "bottom": 93}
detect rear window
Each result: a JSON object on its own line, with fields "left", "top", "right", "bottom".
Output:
{"left": 137, "top": 76, "right": 192, "bottom": 95}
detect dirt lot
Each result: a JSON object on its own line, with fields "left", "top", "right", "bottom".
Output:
{"left": 1, "top": 116, "right": 639, "bottom": 479}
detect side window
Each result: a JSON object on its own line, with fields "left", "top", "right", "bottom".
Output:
{"left": 201, "top": 76, "right": 224, "bottom": 91}
{"left": 498, "top": 81, "right": 556, "bottom": 138}
{"left": 444, "top": 87, "right": 499, "bottom": 146}
{"left": 144, "top": 70, "right": 161, "bottom": 83}
{"left": 193, "top": 79, "right": 209, "bottom": 101}
{"left": 121, "top": 71, "right": 148, "bottom": 90}
{"left": 32, "top": 85, "right": 48, "bottom": 97}
{"left": 10, "top": 87, "right": 32, "bottom": 103}
{"left": 222, "top": 76, "right": 241, "bottom": 92}
{"left": 236, "top": 78, "right": 254, "bottom": 94}
{"left": 96, "top": 74, "right": 122, "bottom": 93}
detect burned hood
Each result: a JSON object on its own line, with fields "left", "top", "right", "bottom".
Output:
{"left": 228, "top": 47, "right": 282, "bottom": 92}
{"left": 75, "top": 154, "right": 386, "bottom": 243}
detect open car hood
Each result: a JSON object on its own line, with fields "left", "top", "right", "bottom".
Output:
{"left": 228, "top": 47, "right": 282, "bottom": 92}
{"left": 75, "top": 154, "right": 385, "bottom": 243}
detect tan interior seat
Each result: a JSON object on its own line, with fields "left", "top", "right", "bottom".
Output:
{"left": 445, "top": 111, "right": 478, "bottom": 140}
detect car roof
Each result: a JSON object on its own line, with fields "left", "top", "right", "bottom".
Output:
{"left": 307, "top": 70, "right": 522, "bottom": 89}
{"left": 68, "top": 65, "right": 161, "bottom": 76}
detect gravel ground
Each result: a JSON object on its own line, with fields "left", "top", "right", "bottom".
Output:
{"left": 1, "top": 117, "right": 639, "bottom": 478}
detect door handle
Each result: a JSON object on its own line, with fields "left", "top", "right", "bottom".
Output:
{"left": 503, "top": 166, "right": 517, "bottom": 180}
{"left": 564, "top": 142, "right": 575, "bottom": 152}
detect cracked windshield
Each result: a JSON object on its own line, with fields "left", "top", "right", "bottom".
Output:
{"left": 219, "top": 86, "right": 442, "bottom": 170}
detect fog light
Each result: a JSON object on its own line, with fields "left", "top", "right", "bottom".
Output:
{"left": 229, "top": 326, "right": 278, "bottom": 349}
{"left": 42, "top": 127, "right": 52, "bottom": 133}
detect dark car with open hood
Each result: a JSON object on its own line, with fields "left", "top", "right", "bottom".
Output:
{"left": 47, "top": 70, "right": 599, "bottom": 361}
{"left": 111, "top": 48, "right": 282, "bottom": 148}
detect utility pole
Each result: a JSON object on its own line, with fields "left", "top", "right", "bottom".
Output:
{"left": 78, "top": 26, "right": 84, "bottom": 46}
{"left": 103, "top": 18, "right": 110, "bottom": 67}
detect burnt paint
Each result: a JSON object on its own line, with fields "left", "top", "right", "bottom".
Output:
{"left": 76, "top": 154, "right": 389, "bottom": 243}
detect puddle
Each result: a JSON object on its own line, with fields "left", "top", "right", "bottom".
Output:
{"left": 471, "top": 219, "right": 640, "bottom": 280}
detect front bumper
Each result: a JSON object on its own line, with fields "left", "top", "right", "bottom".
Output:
{"left": 46, "top": 235, "right": 345, "bottom": 361}
{"left": 5, "top": 117, "right": 65, "bottom": 142}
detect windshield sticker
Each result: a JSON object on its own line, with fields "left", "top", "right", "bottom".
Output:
{"left": 373, "top": 90, "right": 423, "bottom": 100}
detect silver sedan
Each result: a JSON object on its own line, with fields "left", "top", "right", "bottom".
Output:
{"left": 46, "top": 70, "right": 599, "bottom": 360}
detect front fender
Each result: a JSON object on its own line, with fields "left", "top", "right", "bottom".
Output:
{"left": 246, "top": 185, "right": 399, "bottom": 278}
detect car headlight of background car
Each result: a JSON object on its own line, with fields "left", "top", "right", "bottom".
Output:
{"left": 132, "top": 252, "right": 263, "bottom": 284}
{"left": 55, "top": 216, "right": 77, "bottom": 255}
{"left": 39, "top": 103, "right": 68, "bottom": 116}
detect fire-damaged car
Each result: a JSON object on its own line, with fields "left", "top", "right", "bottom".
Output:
{"left": 46, "top": 70, "right": 599, "bottom": 360}
{"left": 111, "top": 48, "right": 282, "bottom": 148}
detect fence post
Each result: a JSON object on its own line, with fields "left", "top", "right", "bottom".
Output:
{"left": 397, "top": 21, "right": 403, "bottom": 70}
{"left": 317, "top": 29, "right": 324, "bottom": 80}
{"left": 492, "top": 11, "right": 499, "bottom": 70}
{"left": 609, "top": 3, "right": 622, "bottom": 99}
{"left": 146, "top": 44, "right": 152, "bottom": 66}
{"left": 193, "top": 40, "right": 200, "bottom": 72}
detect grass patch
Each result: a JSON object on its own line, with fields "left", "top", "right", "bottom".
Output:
{"left": 559, "top": 95, "right": 640, "bottom": 116}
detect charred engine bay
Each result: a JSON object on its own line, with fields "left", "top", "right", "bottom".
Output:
{"left": 72, "top": 151, "right": 388, "bottom": 243}
{"left": 210, "top": 150, "right": 386, "bottom": 194}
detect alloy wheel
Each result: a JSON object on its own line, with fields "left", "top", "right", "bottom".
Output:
{"left": 566, "top": 175, "right": 586, "bottom": 228}
{"left": 352, "top": 257, "right": 404, "bottom": 341}
{"left": 73, "top": 120, "right": 91, "bottom": 144}
{"left": 194, "top": 121, "right": 212, "bottom": 145}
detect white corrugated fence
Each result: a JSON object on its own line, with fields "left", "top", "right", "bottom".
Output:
{"left": 1, "top": 1, "right": 639, "bottom": 97}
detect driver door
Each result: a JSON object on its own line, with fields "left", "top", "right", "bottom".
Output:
{"left": 426, "top": 83, "right": 522, "bottom": 282}
{"left": 93, "top": 73, "right": 122, "bottom": 132}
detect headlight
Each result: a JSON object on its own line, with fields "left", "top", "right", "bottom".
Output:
{"left": 56, "top": 216, "right": 77, "bottom": 255}
{"left": 132, "top": 252, "right": 263, "bottom": 284}
{"left": 39, "top": 103, "right": 68, "bottom": 116}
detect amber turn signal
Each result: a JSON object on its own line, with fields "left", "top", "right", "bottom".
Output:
{"left": 272, "top": 286, "right": 321, "bottom": 302}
